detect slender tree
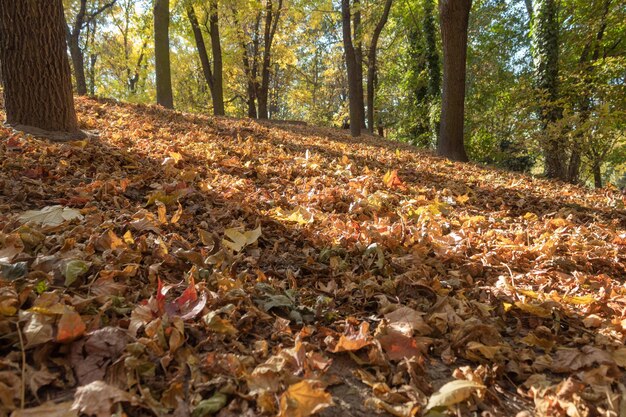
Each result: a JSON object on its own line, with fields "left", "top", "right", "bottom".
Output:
{"left": 186, "top": 0, "right": 224, "bottom": 115}
{"left": 258, "top": 0, "right": 283, "bottom": 119}
{"left": 65, "top": 0, "right": 116, "bottom": 96}
{"left": 423, "top": 0, "right": 441, "bottom": 144}
{"left": 366, "top": 0, "right": 393, "bottom": 133}
{"left": 341, "top": 0, "right": 362, "bottom": 137}
{"left": 0, "top": 0, "right": 83, "bottom": 139}
{"left": 531, "top": 0, "right": 562, "bottom": 178}
{"left": 353, "top": 0, "right": 366, "bottom": 129}
{"left": 437, "top": 0, "right": 471, "bottom": 162}
{"left": 154, "top": 0, "right": 174, "bottom": 108}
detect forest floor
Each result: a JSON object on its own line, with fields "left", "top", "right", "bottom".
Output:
{"left": 1, "top": 98, "right": 626, "bottom": 417}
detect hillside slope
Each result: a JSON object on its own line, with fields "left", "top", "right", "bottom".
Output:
{"left": 1, "top": 98, "right": 626, "bottom": 417}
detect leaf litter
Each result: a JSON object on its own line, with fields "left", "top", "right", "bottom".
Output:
{"left": 0, "top": 98, "right": 625, "bottom": 416}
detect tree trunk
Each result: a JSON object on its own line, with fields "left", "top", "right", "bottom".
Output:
{"left": 437, "top": 0, "right": 471, "bottom": 162}
{"left": 0, "top": 0, "right": 80, "bottom": 135}
{"left": 186, "top": 5, "right": 215, "bottom": 103}
{"left": 258, "top": 0, "right": 282, "bottom": 119}
{"left": 65, "top": 0, "right": 88, "bottom": 95}
{"left": 593, "top": 163, "right": 602, "bottom": 188}
{"left": 353, "top": 0, "right": 366, "bottom": 129}
{"left": 154, "top": 0, "right": 173, "bottom": 109}
{"left": 366, "top": 0, "right": 393, "bottom": 133}
{"left": 423, "top": 0, "right": 441, "bottom": 144}
{"left": 531, "top": 0, "right": 563, "bottom": 179}
{"left": 209, "top": 0, "right": 225, "bottom": 116}
{"left": 341, "top": 0, "right": 362, "bottom": 137}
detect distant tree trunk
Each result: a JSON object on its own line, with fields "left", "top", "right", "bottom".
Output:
{"left": 366, "top": 0, "right": 393, "bottom": 133}
{"left": 341, "top": 0, "right": 362, "bottom": 137}
{"left": 593, "top": 164, "right": 602, "bottom": 188}
{"left": 258, "top": 0, "right": 283, "bottom": 119}
{"left": 568, "top": 0, "right": 611, "bottom": 184}
{"left": 0, "top": 0, "right": 81, "bottom": 137}
{"left": 531, "top": 0, "right": 563, "bottom": 179}
{"left": 187, "top": 5, "right": 215, "bottom": 104}
{"left": 423, "top": 0, "right": 441, "bottom": 144}
{"left": 353, "top": 0, "right": 366, "bottom": 129}
{"left": 65, "top": 0, "right": 116, "bottom": 96}
{"left": 233, "top": 7, "right": 260, "bottom": 118}
{"left": 187, "top": 2, "right": 224, "bottom": 116}
{"left": 154, "top": 0, "right": 173, "bottom": 109}
{"left": 66, "top": 0, "right": 88, "bottom": 95}
{"left": 209, "top": 0, "right": 225, "bottom": 116}
{"left": 437, "top": 0, "right": 471, "bottom": 162}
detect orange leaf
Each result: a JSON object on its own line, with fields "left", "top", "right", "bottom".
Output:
{"left": 56, "top": 311, "right": 86, "bottom": 343}
{"left": 330, "top": 322, "right": 371, "bottom": 352}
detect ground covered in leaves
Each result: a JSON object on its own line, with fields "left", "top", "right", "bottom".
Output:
{"left": 1, "top": 98, "right": 626, "bottom": 417}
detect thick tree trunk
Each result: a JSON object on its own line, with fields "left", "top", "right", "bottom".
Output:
{"left": 341, "top": 0, "right": 362, "bottom": 137}
{"left": 209, "top": 0, "right": 225, "bottom": 116}
{"left": 531, "top": 0, "right": 563, "bottom": 179}
{"left": 437, "top": 0, "right": 471, "bottom": 162}
{"left": 154, "top": 0, "right": 173, "bottom": 109}
{"left": 353, "top": 0, "right": 366, "bottom": 129}
{"left": 366, "top": 0, "right": 393, "bottom": 133}
{"left": 0, "top": 0, "right": 80, "bottom": 135}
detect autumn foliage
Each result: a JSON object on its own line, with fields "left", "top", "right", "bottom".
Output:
{"left": 1, "top": 98, "right": 626, "bottom": 416}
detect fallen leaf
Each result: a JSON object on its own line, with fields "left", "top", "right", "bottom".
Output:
{"left": 222, "top": 226, "right": 262, "bottom": 252}
{"left": 18, "top": 206, "right": 83, "bottom": 227}
{"left": 10, "top": 401, "right": 77, "bottom": 417}
{"left": 71, "top": 381, "right": 136, "bottom": 417}
{"left": 425, "top": 379, "right": 485, "bottom": 411}
{"left": 191, "top": 393, "right": 228, "bottom": 417}
{"left": 278, "top": 380, "right": 333, "bottom": 417}
{"left": 330, "top": 322, "right": 371, "bottom": 352}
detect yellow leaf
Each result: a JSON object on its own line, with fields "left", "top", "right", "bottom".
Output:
{"left": 561, "top": 294, "right": 595, "bottom": 305}
{"left": 156, "top": 202, "right": 167, "bottom": 224}
{"left": 426, "top": 379, "right": 485, "bottom": 411}
{"left": 222, "top": 226, "right": 262, "bottom": 252}
{"left": 123, "top": 230, "right": 135, "bottom": 245}
{"left": 456, "top": 194, "right": 470, "bottom": 204}
{"left": 171, "top": 202, "right": 183, "bottom": 224}
{"left": 275, "top": 206, "right": 315, "bottom": 225}
{"left": 514, "top": 301, "right": 552, "bottom": 318}
{"left": 278, "top": 380, "right": 333, "bottom": 417}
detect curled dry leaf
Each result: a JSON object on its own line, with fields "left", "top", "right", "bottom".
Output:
{"left": 425, "top": 379, "right": 485, "bottom": 411}
{"left": 329, "top": 322, "right": 371, "bottom": 352}
{"left": 71, "top": 381, "right": 137, "bottom": 417}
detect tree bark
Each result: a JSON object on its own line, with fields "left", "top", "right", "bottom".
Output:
{"left": 66, "top": 0, "right": 88, "bottom": 95}
{"left": 593, "top": 163, "right": 602, "bottom": 188}
{"left": 0, "top": 0, "right": 81, "bottom": 135}
{"left": 353, "top": 0, "right": 366, "bottom": 129}
{"left": 341, "top": 0, "right": 362, "bottom": 137}
{"left": 531, "top": 0, "right": 563, "bottom": 179}
{"left": 209, "top": 0, "right": 225, "bottom": 116}
{"left": 366, "top": 0, "right": 393, "bottom": 133}
{"left": 154, "top": 0, "right": 173, "bottom": 109}
{"left": 437, "top": 0, "right": 471, "bottom": 162}
{"left": 258, "top": 0, "right": 282, "bottom": 119}
{"left": 187, "top": 5, "right": 215, "bottom": 104}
